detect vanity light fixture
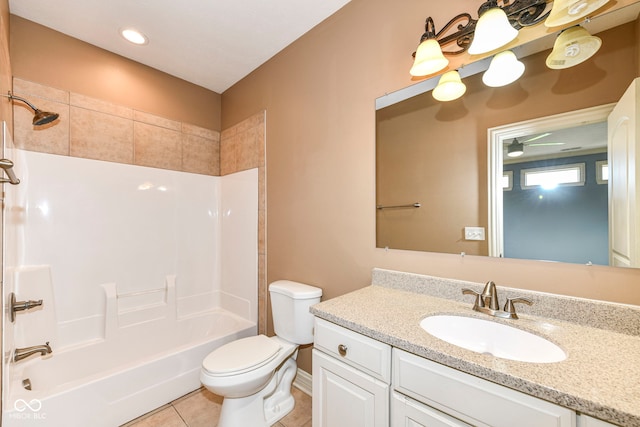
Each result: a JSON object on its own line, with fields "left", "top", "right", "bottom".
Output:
{"left": 120, "top": 28, "right": 148, "bottom": 45}
{"left": 482, "top": 50, "right": 525, "bottom": 87}
{"left": 506, "top": 138, "right": 524, "bottom": 157}
{"left": 433, "top": 70, "right": 467, "bottom": 102}
{"left": 546, "top": 26, "right": 602, "bottom": 69}
{"left": 545, "top": 0, "right": 610, "bottom": 27}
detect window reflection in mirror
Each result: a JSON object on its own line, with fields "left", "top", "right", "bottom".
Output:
{"left": 502, "top": 122, "right": 607, "bottom": 265}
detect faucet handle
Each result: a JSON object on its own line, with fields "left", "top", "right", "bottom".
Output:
{"left": 462, "top": 288, "right": 484, "bottom": 309}
{"left": 504, "top": 297, "right": 533, "bottom": 319}
{"left": 9, "top": 292, "right": 44, "bottom": 323}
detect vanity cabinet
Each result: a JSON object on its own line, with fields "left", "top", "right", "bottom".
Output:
{"left": 312, "top": 318, "right": 621, "bottom": 427}
{"left": 312, "top": 318, "right": 391, "bottom": 427}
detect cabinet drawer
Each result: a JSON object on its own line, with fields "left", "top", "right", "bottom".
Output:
{"left": 392, "top": 391, "right": 471, "bottom": 427}
{"left": 393, "top": 348, "right": 575, "bottom": 427}
{"left": 314, "top": 318, "right": 391, "bottom": 382}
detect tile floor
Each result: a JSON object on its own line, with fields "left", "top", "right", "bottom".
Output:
{"left": 122, "top": 386, "right": 312, "bottom": 427}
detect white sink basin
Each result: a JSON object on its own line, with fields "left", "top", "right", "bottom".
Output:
{"left": 420, "top": 315, "right": 566, "bottom": 363}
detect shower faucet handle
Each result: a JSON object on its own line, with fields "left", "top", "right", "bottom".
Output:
{"left": 10, "top": 292, "right": 43, "bottom": 323}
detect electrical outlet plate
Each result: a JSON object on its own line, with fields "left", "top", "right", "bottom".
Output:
{"left": 464, "top": 226, "right": 485, "bottom": 241}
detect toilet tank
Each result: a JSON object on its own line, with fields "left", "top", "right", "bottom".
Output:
{"left": 269, "top": 280, "right": 322, "bottom": 345}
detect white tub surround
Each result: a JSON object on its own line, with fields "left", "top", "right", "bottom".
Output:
{"left": 3, "top": 150, "right": 258, "bottom": 426}
{"left": 310, "top": 268, "right": 640, "bottom": 427}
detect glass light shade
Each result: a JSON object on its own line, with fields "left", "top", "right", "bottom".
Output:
{"left": 546, "top": 26, "right": 602, "bottom": 69}
{"left": 545, "top": 0, "right": 610, "bottom": 27}
{"left": 433, "top": 71, "right": 467, "bottom": 102}
{"left": 507, "top": 139, "right": 524, "bottom": 157}
{"left": 468, "top": 7, "right": 518, "bottom": 55}
{"left": 410, "top": 39, "right": 449, "bottom": 76}
{"left": 482, "top": 50, "right": 525, "bottom": 87}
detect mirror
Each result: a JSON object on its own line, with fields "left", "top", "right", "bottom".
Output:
{"left": 375, "top": 2, "right": 640, "bottom": 268}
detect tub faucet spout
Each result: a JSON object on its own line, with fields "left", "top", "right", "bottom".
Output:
{"left": 14, "top": 342, "right": 52, "bottom": 362}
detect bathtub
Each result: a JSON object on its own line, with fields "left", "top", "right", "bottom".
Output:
{"left": 4, "top": 309, "right": 256, "bottom": 427}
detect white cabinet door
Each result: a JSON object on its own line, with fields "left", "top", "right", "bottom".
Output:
{"left": 608, "top": 77, "right": 640, "bottom": 267}
{"left": 392, "top": 392, "right": 471, "bottom": 427}
{"left": 313, "top": 349, "right": 389, "bottom": 427}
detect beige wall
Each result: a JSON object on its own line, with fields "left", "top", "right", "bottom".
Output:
{"left": 10, "top": 16, "right": 221, "bottom": 131}
{"left": 222, "top": 0, "right": 640, "bottom": 373}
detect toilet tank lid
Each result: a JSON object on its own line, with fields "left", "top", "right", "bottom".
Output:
{"left": 269, "top": 280, "right": 322, "bottom": 299}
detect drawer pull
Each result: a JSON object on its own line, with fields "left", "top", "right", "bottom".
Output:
{"left": 338, "top": 344, "right": 348, "bottom": 356}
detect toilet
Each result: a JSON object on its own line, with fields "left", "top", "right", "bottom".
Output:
{"left": 200, "top": 280, "right": 322, "bottom": 427}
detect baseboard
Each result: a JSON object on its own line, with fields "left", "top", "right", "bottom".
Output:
{"left": 293, "top": 368, "right": 312, "bottom": 396}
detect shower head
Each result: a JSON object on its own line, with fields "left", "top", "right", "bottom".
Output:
{"left": 31, "top": 108, "right": 59, "bottom": 126}
{"left": 3, "top": 91, "right": 60, "bottom": 126}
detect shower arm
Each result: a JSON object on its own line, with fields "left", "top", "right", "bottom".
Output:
{"left": 2, "top": 91, "right": 60, "bottom": 126}
{"left": 4, "top": 92, "right": 40, "bottom": 112}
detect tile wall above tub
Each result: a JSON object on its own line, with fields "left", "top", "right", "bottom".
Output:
{"left": 11, "top": 78, "right": 221, "bottom": 176}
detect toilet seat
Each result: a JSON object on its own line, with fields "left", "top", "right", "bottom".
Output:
{"left": 203, "top": 335, "right": 281, "bottom": 377}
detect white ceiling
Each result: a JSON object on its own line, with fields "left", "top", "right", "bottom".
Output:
{"left": 9, "top": 0, "right": 352, "bottom": 94}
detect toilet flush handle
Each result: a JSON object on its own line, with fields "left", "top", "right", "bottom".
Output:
{"left": 338, "top": 344, "right": 348, "bottom": 357}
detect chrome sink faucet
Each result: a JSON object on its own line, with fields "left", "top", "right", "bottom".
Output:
{"left": 14, "top": 342, "right": 52, "bottom": 362}
{"left": 462, "top": 281, "right": 532, "bottom": 319}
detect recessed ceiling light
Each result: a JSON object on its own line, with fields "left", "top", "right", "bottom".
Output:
{"left": 120, "top": 28, "right": 148, "bottom": 45}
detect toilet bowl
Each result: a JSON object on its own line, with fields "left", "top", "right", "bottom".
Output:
{"left": 200, "top": 280, "right": 322, "bottom": 427}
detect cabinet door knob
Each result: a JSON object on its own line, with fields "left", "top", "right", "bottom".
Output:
{"left": 338, "top": 344, "right": 348, "bottom": 356}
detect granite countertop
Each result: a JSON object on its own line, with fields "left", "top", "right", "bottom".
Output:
{"left": 310, "top": 269, "right": 640, "bottom": 427}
